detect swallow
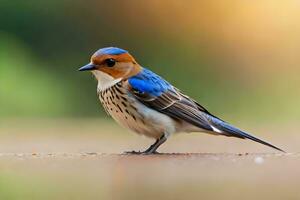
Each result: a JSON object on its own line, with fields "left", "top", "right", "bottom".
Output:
{"left": 79, "top": 47, "right": 284, "bottom": 154}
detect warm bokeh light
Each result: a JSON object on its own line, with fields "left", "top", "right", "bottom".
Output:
{"left": 1, "top": 0, "right": 299, "bottom": 120}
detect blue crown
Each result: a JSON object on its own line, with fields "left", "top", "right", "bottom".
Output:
{"left": 97, "top": 47, "right": 128, "bottom": 55}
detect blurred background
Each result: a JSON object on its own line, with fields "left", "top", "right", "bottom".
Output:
{"left": 1, "top": 0, "right": 300, "bottom": 122}
{"left": 0, "top": 1, "right": 300, "bottom": 199}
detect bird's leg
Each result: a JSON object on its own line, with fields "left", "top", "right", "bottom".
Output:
{"left": 142, "top": 134, "right": 167, "bottom": 155}
{"left": 123, "top": 134, "right": 167, "bottom": 155}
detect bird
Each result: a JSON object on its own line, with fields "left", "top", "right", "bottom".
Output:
{"left": 78, "top": 47, "right": 284, "bottom": 154}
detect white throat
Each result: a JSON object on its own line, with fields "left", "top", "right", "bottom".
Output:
{"left": 92, "top": 70, "right": 122, "bottom": 91}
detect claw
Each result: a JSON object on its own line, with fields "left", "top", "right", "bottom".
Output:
{"left": 123, "top": 150, "right": 160, "bottom": 155}
{"left": 141, "top": 150, "right": 160, "bottom": 155}
{"left": 123, "top": 150, "right": 142, "bottom": 155}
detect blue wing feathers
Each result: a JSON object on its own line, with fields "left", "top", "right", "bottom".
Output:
{"left": 128, "top": 68, "right": 173, "bottom": 96}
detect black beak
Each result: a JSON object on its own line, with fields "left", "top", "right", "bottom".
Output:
{"left": 78, "top": 63, "right": 96, "bottom": 71}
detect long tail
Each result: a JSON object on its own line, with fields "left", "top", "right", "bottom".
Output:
{"left": 207, "top": 115, "right": 285, "bottom": 152}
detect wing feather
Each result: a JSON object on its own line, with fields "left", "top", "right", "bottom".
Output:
{"left": 129, "top": 79, "right": 214, "bottom": 131}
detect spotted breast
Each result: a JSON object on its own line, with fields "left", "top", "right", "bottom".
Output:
{"left": 97, "top": 81, "right": 176, "bottom": 139}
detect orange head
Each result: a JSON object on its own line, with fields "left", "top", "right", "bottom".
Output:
{"left": 79, "top": 47, "right": 142, "bottom": 82}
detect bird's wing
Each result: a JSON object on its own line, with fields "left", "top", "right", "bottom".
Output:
{"left": 127, "top": 68, "right": 214, "bottom": 131}
{"left": 127, "top": 68, "right": 284, "bottom": 152}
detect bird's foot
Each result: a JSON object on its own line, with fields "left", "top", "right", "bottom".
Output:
{"left": 123, "top": 150, "right": 160, "bottom": 155}
{"left": 123, "top": 150, "right": 142, "bottom": 155}
{"left": 141, "top": 150, "right": 160, "bottom": 155}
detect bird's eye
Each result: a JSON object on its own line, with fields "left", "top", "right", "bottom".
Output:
{"left": 105, "top": 58, "right": 116, "bottom": 67}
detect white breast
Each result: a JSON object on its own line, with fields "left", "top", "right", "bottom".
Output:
{"left": 92, "top": 70, "right": 122, "bottom": 91}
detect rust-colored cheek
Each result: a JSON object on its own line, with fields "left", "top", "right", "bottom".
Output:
{"left": 98, "top": 64, "right": 142, "bottom": 79}
{"left": 99, "top": 67, "right": 124, "bottom": 78}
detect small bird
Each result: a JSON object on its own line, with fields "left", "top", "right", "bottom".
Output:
{"left": 79, "top": 47, "right": 284, "bottom": 154}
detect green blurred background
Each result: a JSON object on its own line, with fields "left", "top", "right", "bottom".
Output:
{"left": 1, "top": 0, "right": 300, "bottom": 123}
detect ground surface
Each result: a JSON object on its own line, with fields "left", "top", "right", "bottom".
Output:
{"left": 0, "top": 119, "right": 299, "bottom": 200}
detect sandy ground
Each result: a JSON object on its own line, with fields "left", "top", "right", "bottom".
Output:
{"left": 0, "top": 119, "right": 299, "bottom": 200}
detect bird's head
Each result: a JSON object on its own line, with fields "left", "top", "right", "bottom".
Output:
{"left": 79, "top": 47, "right": 142, "bottom": 89}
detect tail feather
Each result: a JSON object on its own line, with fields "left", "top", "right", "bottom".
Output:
{"left": 209, "top": 116, "right": 285, "bottom": 152}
